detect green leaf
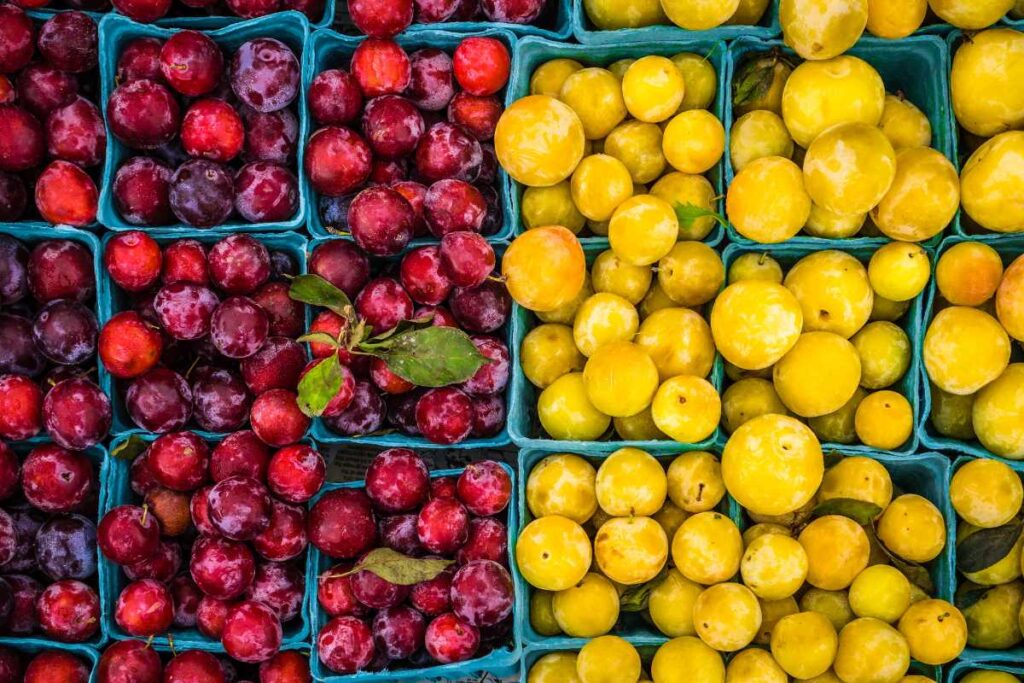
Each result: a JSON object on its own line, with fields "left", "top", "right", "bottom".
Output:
{"left": 674, "top": 202, "right": 727, "bottom": 230}
{"left": 956, "top": 520, "right": 1023, "bottom": 574}
{"left": 868, "top": 525, "right": 935, "bottom": 594}
{"left": 289, "top": 274, "right": 353, "bottom": 318}
{"left": 619, "top": 567, "right": 670, "bottom": 612}
{"left": 111, "top": 434, "right": 149, "bottom": 461}
{"left": 732, "top": 58, "right": 777, "bottom": 106}
{"left": 378, "top": 326, "right": 488, "bottom": 388}
{"left": 812, "top": 498, "right": 883, "bottom": 526}
{"left": 340, "top": 548, "right": 453, "bottom": 585}
{"left": 365, "top": 313, "right": 436, "bottom": 344}
{"left": 954, "top": 582, "right": 989, "bottom": 612}
{"left": 296, "top": 354, "right": 345, "bottom": 418}
{"left": 297, "top": 332, "right": 340, "bottom": 348}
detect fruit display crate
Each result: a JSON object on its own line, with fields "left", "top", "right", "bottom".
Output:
{"left": 4, "top": 439, "right": 110, "bottom": 649}
{"left": 721, "top": 241, "right": 927, "bottom": 456}
{"left": 97, "top": 230, "right": 309, "bottom": 439}
{"left": 917, "top": 235, "right": 1024, "bottom": 463}
{"left": 99, "top": 432, "right": 315, "bottom": 651}
{"left": 333, "top": 0, "right": 572, "bottom": 39}
{"left": 507, "top": 238, "right": 725, "bottom": 453}
{"left": 950, "top": 455, "right": 1024, "bottom": 667}
{"left": 306, "top": 461, "right": 521, "bottom": 682}
{"left": 306, "top": 238, "right": 514, "bottom": 451}
{"left": 570, "top": 0, "right": 780, "bottom": 45}
{"left": 503, "top": 35, "right": 729, "bottom": 248}
{"left": 0, "top": 224, "right": 110, "bottom": 448}
{"left": 724, "top": 35, "right": 957, "bottom": 250}
{"left": 0, "top": 638, "right": 100, "bottom": 679}
{"left": 946, "top": 661, "right": 1024, "bottom": 682}
{"left": 96, "top": 12, "right": 312, "bottom": 234}
{"left": 300, "top": 27, "right": 517, "bottom": 243}
{"left": 511, "top": 446, "right": 741, "bottom": 650}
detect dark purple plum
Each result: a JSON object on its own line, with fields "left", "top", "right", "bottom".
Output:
{"left": 34, "top": 514, "right": 97, "bottom": 581}
{"left": 323, "top": 380, "right": 386, "bottom": 437}
{"left": 126, "top": 367, "right": 193, "bottom": 433}
{"left": 192, "top": 367, "right": 251, "bottom": 432}
{"left": 0, "top": 314, "right": 45, "bottom": 377}
{"left": 32, "top": 301, "right": 98, "bottom": 366}
{"left": 169, "top": 159, "right": 234, "bottom": 228}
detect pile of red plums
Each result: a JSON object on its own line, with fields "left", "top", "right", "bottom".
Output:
{"left": 306, "top": 238, "right": 510, "bottom": 445}
{"left": 306, "top": 35, "right": 510, "bottom": 245}
{"left": 99, "top": 432, "right": 326, "bottom": 662}
{"left": 312, "top": 451, "right": 514, "bottom": 674}
{"left": 348, "top": 0, "right": 551, "bottom": 37}
{"left": 0, "top": 439, "right": 101, "bottom": 643}
{"left": 108, "top": 30, "right": 301, "bottom": 228}
{"left": 98, "top": 231, "right": 312, "bottom": 444}
{"left": 98, "top": 640, "right": 310, "bottom": 682}
{"left": 0, "top": 646, "right": 95, "bottom": 682}
{"left": 0, "top": 235, "right": 111, "bottom": 450}
{"left": 0, "top": 7, "right": 103, "bottom": 227}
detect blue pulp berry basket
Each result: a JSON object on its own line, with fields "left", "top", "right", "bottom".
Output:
{"left": 4, "top": 440, "right": 110, "bottom": 649}
{"left": 99, "top": 432, "right": 315, "bottom": 651}
{"left": 720, "top": 241, "right": 926, "bottom": 456}
{"left": 503, "top": 35, "right": 729, "bottom": 248}
{"left": 917, "top": 235, "right": 1024, "bottom": 463}
{"left": 571, "top": 0, "right": 780, "bottom": 44}
{"left": 0, "top": 224, "right": 111, "bottom": 448}
{"left": 96, "top": 12, "right": 312, "bottom": 234}
{"left": 508, "top": 238, "right": 725, "bottom": 453}
{"left": 0, "top": 639, "right": 100, "bottom": 680}
{"left": 306, "top": 237, "right": 513, "bottom": 451}
{"left": 724, "top": 35, "right": 956, "bottom": 250}
{"left": 512, "top": 447, "right": 741, "bottom": 650}
{"left": 97, "top": 230, "right": 310, "bottom": 439}
{"left": 950, "top": 455, "right": 1024, "bottom": 667}
{"left": 307, "top": 462, "right": 521, "bottom": 682}
{"left": 947, "top": 661, "right": 1024, "bottom": 682}
{"left": 301, "top": 27, "right": 517, "bottom": 243}
{"left": 332, "top": 0, "right": 571, "bottom": 39}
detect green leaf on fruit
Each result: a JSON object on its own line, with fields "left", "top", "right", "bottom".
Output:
{"left": 619, "top": 567, "right": 670, "bottom": 612}
{"left": 297, "top": 332, "right": 340, "bottom": 348}
{"left": 812, "top": 498, "right": 883, "bottom": 526}
{"left": 954, "top": 582, "right": 989, "bottom": 612}
{"left": 868, "top": 524, "right": 935, "bottom": 594}
{"left": 956, "top": 519, "right": 1023, "bottom": 574}
{"left": 363, "top": 313, "right": 436, "bottom": 345}
{"left": 288, "top": 274, "right": 353, "bottom": 318}
{"left": 379, "top": 326, "right": 488, "bottom": 388}
{"left": 111, "top": 434, "right": 149, "bottom": 461}
{"left": 674, "top": 203, "right": 727, "bottom": 230}
{"left": 296, "top": 353, "right": 345, "bottom": 418}
{"left": 340, "top": 548, "right": 453, "bottom": 585}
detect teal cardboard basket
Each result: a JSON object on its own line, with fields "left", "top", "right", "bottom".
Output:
{"left": 504, "top": 35, "right": 728, "bottom": 248}
{"left": 96, "top": 12, "right": 311, "bottom": 234}
{"left": 917, "top": 235, "right": 1024, "bottom": 463}
{"left": 721, "top": 241, "right": 926, "bottom": 456}
{"left": 97, "top": 230, "right": 309, "bottom": 439}
{"left": 947, "top": 661, "right": 1024, "bottom": 682}
{"left": 0, "top": 224, "right": 110, "bottom": 447}
{"left": 571, "top": 0, "right": 780, "bottom": 44}
{"left": 333, "top": 0, "right": 571, "bottom": 39}
{"left": 301, "top": 27, "right": 517, "bottom": 243}
{"left": 307, "top": 462, "right": 521, "bottom": 682}
{"left": 100, "top": 432, "right": 314, "bottom": 651}
{"left": 307, "top": 237, "right": 512, "bottom": 451}
{"left": 513, "top": 447, "right": 740, "bottom": 649}
{"left": 724, "top": 35, "right": 957, "bottom": 250}
{"left": 507, "top": 237, "right": 719, "bottom": 453}
{"left": 0, "top": 639, "right": 100, "bottom": 679}
{"left": 5, "top": 440, "right": 110, "bottom": 649}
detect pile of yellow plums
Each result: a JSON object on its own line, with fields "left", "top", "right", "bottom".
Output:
{"left": 954, "top": 670, "right": 1024, "bottom": 683}
{"left": 950, "top": 27, "right": 1024, "bottom": 235}
{"left": 949, "top": 458, "right": 1024, "bottom": 653}
{"left": 518, "top": 442, "right": 965, "bottom": 683}
{"left": 510, "top": 235, "right": 723, "bottom": 444}
{"left": 727, "top": 47, "right": 959, "bottom": 243}
{"left": 924, "top": 242, "right": 1024, "bottom": 459}
{"left": 717, "top": 244, "right": 926, "bottom": 450}
{"left": 498, "top": 51, "right": 725, "bottom": 245}
{"left": 581, "top": 0, "right": 771, "bottom": 33}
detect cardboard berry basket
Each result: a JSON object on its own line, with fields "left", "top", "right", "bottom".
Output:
{"left": 96, "top": 230, "right": 309, "bottom": 439}
{"left": 947, "top": 661, "right": 1024, "bottom": 682}
{"left": 306, "top": 237, "right": 513, "bottom": 451}
{"left": 724, "top": 35, "right": 957, "bottom": 250}
{"left": 0, "top": 639, "right": 100, "bottom": 679}
{"left": 508, "top": 238, "right": 725, "bottom": 453}
{"left": 721, "top": 241, "right": 927, "bottom": 456}
{"left": 571, "top": 0, "right": 780, "bottom": 45}
{"left": 917, "top": 235, "right": 1024, "bottom": 462}
{"left": 512, "top": 447, "right": 742, "bottom": 649}
{"left": 504, "top": 36, "right": 729, "bottom": 248}
{"left": 301, "top": 27, "right": 517, "bottom": 243}
{"left": 96, "top": 12, "right": 312, "bottom": 234}
{"left": 306, "top": 461, "right": 521, "bottom": 682}
{"left": 0, "top": 224, "right": 111, "bottom": 447}
{"left": 98, "top": 432, "right": 315, "bottom": 651}
{"left": 333, "top": 0, "right": 571, "bottom": 40}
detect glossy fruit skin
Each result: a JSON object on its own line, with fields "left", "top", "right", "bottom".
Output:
{"left": 222, "top": 599, "right": 284, "bottom": 663}
{"left": 309, "top": 488, "right": 378, "bottom": 559}
{"left": 115, "top": 579, "right": 173, "bottom": 636}
{"left": 453, "top": 37, "right": 510, "bottom": 97}
{"left": 230, "top": 38, "right": 300, "bottom": 113}
{"left": 450, "top": 559, "right": 513, "bottom": 627}
{"left": 97, "top": 638, "right": 162, "bottom": 683}
{"left": 351, "top": 38, "right": 411, "bottom": 98}
{"left": 97, "top": 504, "right": 160, "bottom": 566}
{"left": 0, "top": 5, "right": 34, "bottom": 74}
{"left": 43, "top": 379, "right": 111, "bottom": 450}
{"left": 425, "top": 612, "right": 479, "bottom": 664}
{"left": 37, "top": 579, "right": 100, "bottom": 642}
{"left": 407, "top": 49, "right": 455, "bottom": 111}
{"left": 107, "top": 80, "right": 181, "bottom": 150}
{"left": 304, "top": 127, "right": 372, "bottom": 196}
{"left": 46, "top": 97, "right": 106, "bottom": 168}
{"left": 318, "top": 615, "right": 376, "bottom": 674}
{"left": 416, "top": 387, "right": 474, "bottom": 445}
{"left": 417, "top": 496, "right": 469, "bottom": 553}
{"left": 365, "top": 448, "right": 430, "bottom": 513}
{"left": 113, "top": 157, "right": 174, "bottom": 226}
{"left": 23, "top": 650, "right": 90, "bottom": 683}
{"left": 348, "top": 187, "right": 416, "bottom": 257}
{"left": 35, "top": 161, "right": 98, "bottom": 227}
